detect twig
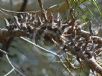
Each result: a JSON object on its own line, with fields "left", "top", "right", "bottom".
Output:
{"left": 20, "top": 37, "right": 73, "bottom": 76}
{"left": 4, "top": 68, "right": 15, "bottom": 76}
{"left": 20, "top": 37, "right": 58, "bottom": 56}
{"left": 0, "top": 49, "right": 26, "bottom": 76}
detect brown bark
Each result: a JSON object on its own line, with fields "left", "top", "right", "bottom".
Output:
{"left": 0, "top": 29, "right": 27, "bottom": 44}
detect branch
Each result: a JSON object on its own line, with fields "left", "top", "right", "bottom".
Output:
{"left": 19, "top": 0, "right": 28, "bottom": 11}
{"left": 60, "top": 23, "right": 102, "bottom": 75}
{"left": 20, "top": 37, "right": 73, "bottom": 76}
{"left": 0, "top": 28, "right": 27, "bottom": 43}
{"left": 0, "top": 49, "right": 25, "bottom": 76}
{"left": 76, "top": 50, "right": 102, "bottom": 75}
{"left": 77, "top": 29, "right": 102, "bottom": 44}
